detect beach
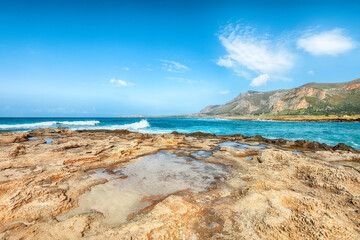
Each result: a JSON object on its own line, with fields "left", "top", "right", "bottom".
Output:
{"left": 1, "top": 128, "right": 359, "bottom": 239}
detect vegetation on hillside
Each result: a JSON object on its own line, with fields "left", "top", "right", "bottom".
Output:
{"left": 200, "top": 78, "right": 360, "bottom": 116}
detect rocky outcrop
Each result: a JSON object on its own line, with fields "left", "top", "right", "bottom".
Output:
{"left": 0, "top": 132, "right": 29, "bottom": 144}
{"left": 1, "top": 128, "right": 360, "bottom": 239}
{"left": 293, "top": 86, "right": 326, "bottom": 100}
{"left": 292, "top": 98, "right": 309, "bottom": 110}
{"left": 343, "top": 83, "right": 360, "bottom": 90}
{"left": 270, "top": 99, "right": 286, "bottom": 112}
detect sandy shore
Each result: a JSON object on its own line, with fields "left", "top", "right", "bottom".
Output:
{"left": 0, "top": 128, "right": 359, "bottom": 239}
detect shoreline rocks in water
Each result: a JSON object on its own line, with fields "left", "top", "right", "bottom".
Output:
{"left": 0, "top": 128, "right": 360, "bottom": 239}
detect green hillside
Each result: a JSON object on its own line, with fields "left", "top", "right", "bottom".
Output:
{"left": 200, "top": 78, "right": 360, "bottom": 116}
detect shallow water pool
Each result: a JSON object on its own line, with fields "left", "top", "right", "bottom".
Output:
{"left": 58, "top": 151, "right": 229, "bottom": 225}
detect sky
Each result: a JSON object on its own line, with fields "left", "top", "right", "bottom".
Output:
{"left": 1, "top": 0, "right": 360, "bottom": 117}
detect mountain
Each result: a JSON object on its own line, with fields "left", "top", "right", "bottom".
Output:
{"left": 200, "top": 78, "right": 360, "bottom": 116}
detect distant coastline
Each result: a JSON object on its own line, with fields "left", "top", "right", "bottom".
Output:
{"left": 218, "top": 115, "right": 360, "bottom": 122}
{"left": 116, "top": 114, "right": 360, "bottom": 122}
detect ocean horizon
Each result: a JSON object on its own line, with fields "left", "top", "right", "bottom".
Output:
{"left": 1, "top": 117, "right": 359, "bottom": 149}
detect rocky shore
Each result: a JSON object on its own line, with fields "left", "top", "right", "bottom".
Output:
{"left": 0, "top": 128, "right": 359, "bottom": 239}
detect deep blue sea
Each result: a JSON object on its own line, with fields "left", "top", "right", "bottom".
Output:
{"left": 0, "top": 117, "right": 359, "bottom": 149}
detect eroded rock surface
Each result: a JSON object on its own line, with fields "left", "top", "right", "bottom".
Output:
{"left": 0, "top": 128, "right": 359, "bottom": 239}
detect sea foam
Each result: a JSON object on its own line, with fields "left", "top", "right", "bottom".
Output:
{"left": 0, "top": 121, "right": 57, "bottom": 130}
{"left": 58, "top": 120, "right": 100, "bottom": 126}
{"left": 253, "top": 118, "right": 275, "bottom": 122}
{"left": 117, "top": 119, "right": 150, "bottom": 130}
{"left": 0, "top": 120, "right": 100, "bottom": 130}
{"left": 74, "top": 119, "right": 150, "bottom": 131}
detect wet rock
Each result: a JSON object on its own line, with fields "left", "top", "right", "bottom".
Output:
{"left": 332, "top": 142, "right": 357, "bottom": 152}
{"left": 79, "top": 129, "right": 131, "bottom": 135}
{"left": 252, "top": 135, "right": 264, "bottom": 141}
{"left": 171, "top": 131, "right": 182, "bottom": 135}
{"left": 274, "top": 138, "right": 288, "bottom": 145}
{"left": 185, "top": 131, "right": 216, "bottom": 138}
{"left": 29, "top": 127, "right": 69, "bottom": 136}
{"left": 221, "top": 134, "right": 245, "bottom": 140}
{"left": 294, "top": 140, "right": 330, "bottom": 151}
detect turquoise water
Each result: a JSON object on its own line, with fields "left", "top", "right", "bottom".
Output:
{"left": 0, "top": 117, "right": 359, "bottom": 149}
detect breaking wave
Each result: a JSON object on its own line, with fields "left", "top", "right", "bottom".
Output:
{"left": 253, "top": 118, "right": 275, "bottom": 122}
{"left": 116, "top": 119, "right": 150, "bottom": 130}
{"left": 0, "top": 120, "right": 100, "bottom": 130}
{"left": 75, "top": 119, "right": 151, "bottom": 131}
{"left": 0, "top": 121, "right": 57, "bottom": 130}
{"left": 58, "top": 121, "right": 100, "bottom": 126}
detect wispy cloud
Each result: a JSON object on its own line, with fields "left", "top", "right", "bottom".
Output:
{"left": 219, "top": 90, "right": 230, "bottom": 95}
{"left": 110, "top": 78, "right": 134, "bottom": 87}
{"left": 217, "top": 24, "right": 294, "bottom": 87}
{"left": 307, "top": 70, "right": 315, "bottom": 75}
{"left": 297, "top": 29, "right": 357, "bottom": 56}
{"left": 160, "top": 60, "right": 190, "bottom": 73}
{"left": 123, "top": 67, "right": 130, "bottom": 71}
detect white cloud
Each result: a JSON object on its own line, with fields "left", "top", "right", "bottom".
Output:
{"left": 307, "top": 70, "right": 314, "bottom": 75}
{"left": 217, "top": 25, "right": 294, "bottom": 87}
{"left": 250, "top": 74, "right": 270, "bottom": 87}
{"left": 110, "top": 78, "right": 134, "bottom": 87}
{"left": 219, "top": 90, "right": 230, "bottom": 95}
{"left": 160, "top": 60, "right": 190, "bottom": 73}
{"left": 297, "top": 29, "right": 357, "bottom": 56}
{"left": 123, "top": 67, "right": 130, "bottom": 71}
{"left": 217, "top": 57, "right": 234, "bottom": 68}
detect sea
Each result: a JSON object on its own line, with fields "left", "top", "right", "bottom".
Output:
{"left": 0, "top": 117, "right": 359, "bottom": 149}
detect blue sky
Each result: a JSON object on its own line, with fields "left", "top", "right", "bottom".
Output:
{"left": 1, "top": 0, "right": 360, "bottom": 117}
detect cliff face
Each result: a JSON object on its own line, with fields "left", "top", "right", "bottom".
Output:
{"left": 200, "top": 78, "right": 360, "bottom": 116}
